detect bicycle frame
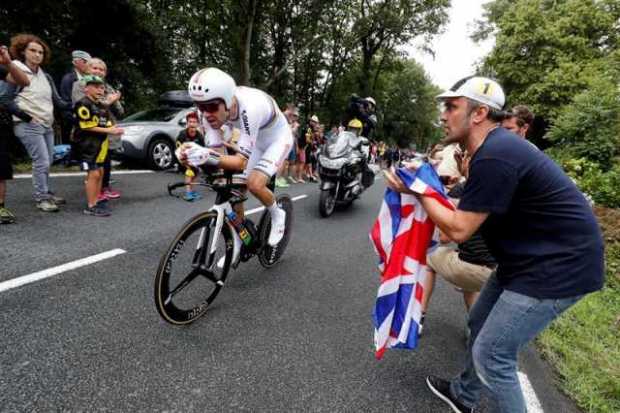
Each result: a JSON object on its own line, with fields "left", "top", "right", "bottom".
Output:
{"left": 167, "top": 173, "right": 265, "bottom": 271}
{"left": 206, "top": 201, "right": 244, "bottom": 270}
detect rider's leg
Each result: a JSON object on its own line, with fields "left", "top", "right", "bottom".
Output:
{"left": 247, "top": 170, "right": 275, "bottom": 206}
{"left": 247, "top": 170, "right": 286, "bottom": 246}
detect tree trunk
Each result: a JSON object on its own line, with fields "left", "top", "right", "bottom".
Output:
{"left": 239, "top": 0, "right": 258, "bottom": 85}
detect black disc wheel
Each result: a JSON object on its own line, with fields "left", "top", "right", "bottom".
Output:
{"left": 319, "top": 189, "right": 336, "bottom": 217}
{"left": 257, "top": 194, "right": 293, "bottom": 268}
{"left": 154, "top": 211, "right": 233, "bottom": 325}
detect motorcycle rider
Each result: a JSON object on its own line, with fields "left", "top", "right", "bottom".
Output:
{"left": 345, "top": 118, "right": 372, "bottom": 188}
{"left": 180, "top": 67, "right": 293, "bottom": 246}
{"left": 345, "top": 94, "right": 377, "bottom": 139}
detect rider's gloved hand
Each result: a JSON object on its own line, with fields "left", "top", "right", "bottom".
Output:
{"left": 176, "top": 142, "right": 221, "bottom": 167}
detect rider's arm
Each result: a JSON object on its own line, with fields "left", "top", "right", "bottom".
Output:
{"left": 200, "top": 120, "right": 248, "bottom": 171}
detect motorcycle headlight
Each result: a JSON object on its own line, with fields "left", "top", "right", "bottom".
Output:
{"left": 319, "top": 156, "right": 347, "bottom": 169}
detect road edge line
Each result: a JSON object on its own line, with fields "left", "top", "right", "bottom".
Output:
{"left": 0, "top": 249, "right": 127, "bottom": 293}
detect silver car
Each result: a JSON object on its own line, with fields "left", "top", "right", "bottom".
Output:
{"left": 115, "top": 106, "right": 194, "bottom": 170}
{"left": 116, "top": 90, "right": 198, "bottom": 170}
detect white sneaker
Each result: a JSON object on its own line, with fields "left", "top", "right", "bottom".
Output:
{"left": 268, "top": 208, "right": 286, "bottom": 246}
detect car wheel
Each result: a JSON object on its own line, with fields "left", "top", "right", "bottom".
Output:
{"left": 148, "top": 136, "right": 174, "bottom": 170}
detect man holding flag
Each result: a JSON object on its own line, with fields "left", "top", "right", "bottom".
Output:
{"left": 384, "top": 76, "right": 604, "bottom": 413}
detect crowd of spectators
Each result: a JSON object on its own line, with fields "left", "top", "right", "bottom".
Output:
{"left": 0, "top": 33, "right": 124, "bottom": 220}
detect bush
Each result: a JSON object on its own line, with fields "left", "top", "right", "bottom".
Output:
{"left": 545, "top": 76, "right": 620, "bottom": 170}
{"left": 579, "top": 164, "right": 620, "bottom": 208}
{"left": 546, "top": 151, "right": 620, "bottom": 208}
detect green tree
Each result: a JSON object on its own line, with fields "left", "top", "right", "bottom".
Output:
{"left": 1, "top": 0, "right": 171, "bottom": 113}
{"left": 377, "top": 59, "right": 442, "bottom": 149}
{"left": 474, "top": 0, "right": 620, "bottom": 122}
{"left": 546, "top": 74, "right": 620, "bottom": 170}
{"left": 353, "top": 0, "right": 449, "bottom": 97}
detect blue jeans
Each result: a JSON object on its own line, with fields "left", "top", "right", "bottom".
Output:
{"left": 14, "top": 122, "right": 55, "bottom": 201}
{"left": 450, "top": 273, "right": 583, "bottom": 413}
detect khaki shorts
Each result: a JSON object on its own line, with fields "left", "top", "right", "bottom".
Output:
{"left": 427, "top": 246, "right": 493, "bottom": 292}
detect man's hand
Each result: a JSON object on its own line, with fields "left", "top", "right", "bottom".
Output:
{"left": 107, "top": 91, "right": 121, "bottom": 105}
{"left": 0, "top": 46, "right": 11, "bottom": 65}
{"left": 383, "top": 168, "right": 412, "bottom": 194}
{"left": 108, "top": 127, "right": 124, "bottom": 135}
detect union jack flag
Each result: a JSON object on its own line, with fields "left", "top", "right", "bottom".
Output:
{"left": 369, "top": 164, "right": 454, "bottom": 359}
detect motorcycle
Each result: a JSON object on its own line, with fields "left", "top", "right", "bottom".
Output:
{"left": 317, "top": 131, "right": 375, "bottom": 217}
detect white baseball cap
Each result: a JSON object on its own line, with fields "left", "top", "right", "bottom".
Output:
{"left": 436, "top": 76, "right": 505, "bottom": 110}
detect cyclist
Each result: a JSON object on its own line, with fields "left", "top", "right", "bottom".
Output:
{"left": 180, "top": 67, "right": 293, "bottom": 246}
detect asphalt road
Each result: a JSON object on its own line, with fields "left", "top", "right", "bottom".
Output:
{"left": 0, "top": 170, "right": 580, "bottom": 412}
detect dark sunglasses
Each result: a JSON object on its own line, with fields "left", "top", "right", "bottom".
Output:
{"left": 196, "top": 101, "right": 223, "bottom": 113}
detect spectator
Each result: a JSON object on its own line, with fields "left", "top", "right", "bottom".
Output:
{"left": 377, "top": 141, "right": 386, "bottom": 168}
{"left": 72, "top": 57, "right": 124, "bottom": 201}
{"left": 390, "top": 146, "right": 401, "bottom": 167}
{"left": 175, "top": 112, "right": 205, "bottom": 201}
{"left": 303, "top": 115, "right": 320, "bottom": 182}
{"left": 7, "top": 34, "right": 70, "bottom": 212}
{"left": 502, "top": 105, "right": 536, "bottom": 148}
{"left": 276, "top": 103, "right": 299, "bottom": 187}
{"left": 307, "top": 127, "right": 321, "bottom": 181}
{"left": 297, "top": 114, "right": 318, "bottom": 183}
{"left": 385, "top": 76, "right": 604, "bottom": 413}
{"left": 59, "top": 50, "right": 91, "bottom": 144}
{"left": 0, "top": 44, "right": 30, "bottom": 224}
{"left": 73, "top": 75, "right": 124, "bottom": 216}
{"left": 420, "top": 154, "right": 496, "bottom": 336}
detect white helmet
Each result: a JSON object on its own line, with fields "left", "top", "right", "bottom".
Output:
{"left": 365, "top": 97, "right": 376, "bottom": 107}
{"left": 188, "top": 67, "right": 236, "bottom": 108}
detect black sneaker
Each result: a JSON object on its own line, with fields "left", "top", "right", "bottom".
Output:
{"left": 426, "top": 376, "right": 475, "bottom": 413}
{"left": 83, "top": 206, "right": 110, "bottom": 217}
{"left": 96, "top": 199, "right": 110, "bottom": 210}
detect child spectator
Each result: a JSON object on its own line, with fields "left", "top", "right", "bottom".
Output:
{"left": 176, "top": 111, "right": 205, "bottom": 201}
{"left": 71, "top": 57, "right": 124, "bottom": 201}
{"left": 73, "top": 75, "right": 123, "bottom": 216}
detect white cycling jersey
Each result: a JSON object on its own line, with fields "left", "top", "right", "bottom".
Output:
{"left": 203, "top": 86, "right": 293, "bottom": 179}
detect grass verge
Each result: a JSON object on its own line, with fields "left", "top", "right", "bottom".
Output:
{"left": 537, "top": 207, "right": 620, "bottom": 413}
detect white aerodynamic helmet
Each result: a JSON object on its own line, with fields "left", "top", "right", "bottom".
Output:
{"left": 188, "top": 67, "right": 236, "bottom": 108}
{"left": 365, "top": 96, "right": 376, "bottom": 107}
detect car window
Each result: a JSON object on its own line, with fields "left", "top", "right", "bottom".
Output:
{"left": 123, "top": 108, "right": 182, "bottom": 122}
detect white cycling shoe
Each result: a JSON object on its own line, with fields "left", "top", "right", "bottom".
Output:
{"left": 268, "top": 208, "right": 286, "bottom": 246}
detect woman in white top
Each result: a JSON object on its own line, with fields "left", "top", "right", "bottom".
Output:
{"left": 8, "top": 34, "right": 70, "bottom": 212}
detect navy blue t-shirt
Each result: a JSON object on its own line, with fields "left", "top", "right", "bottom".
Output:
{"left": 459, "top": 127, "right": 604, "bottom": 298}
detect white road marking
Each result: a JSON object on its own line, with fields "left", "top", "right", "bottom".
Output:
{"left": 1, "top": 194, "right": 310, "bottom": 292}
{"left": 14, "top": 170, "right": 154, "bottom": 179}
{"left": 518, "top": 371, "right": 544, "bottom": 412}
{"left": 245, "top": 194, "right": 308, "bottom": 216}
{"left": 0, "top": 249, "right": 127, "bottom": 293}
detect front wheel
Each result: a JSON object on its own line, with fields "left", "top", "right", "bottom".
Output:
{"left": 154, "top": 211, "right": 233, "bottom": 325}
{"left": 319, "top": 189, "right": 336, "bottom": 217}
{"left": 257, "top": 194, "right": 293, "bottom": 268}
